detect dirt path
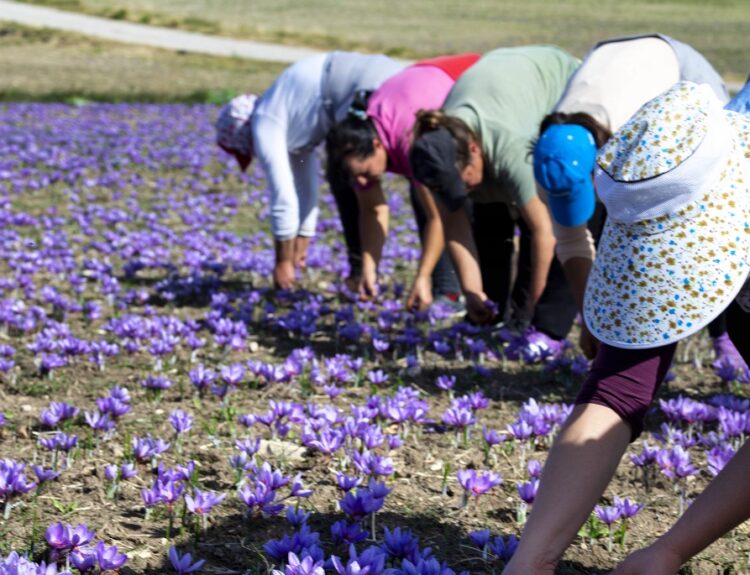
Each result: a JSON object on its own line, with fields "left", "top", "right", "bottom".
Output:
{"left": 0, "top": 0, "right": 324, "bottom": 63}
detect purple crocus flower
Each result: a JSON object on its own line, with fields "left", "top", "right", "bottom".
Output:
{"left": 469, "top": 529, "right": 492, "bottom": 548}
{"left": 96, "top": 397, "right": 130, "bottom": 419}
{"left": 594, "top": 504, "right": 622, "bottom": 526}
{"left": 169, "top": 409, "right": 193, "bottom": 435}
{"left": 656, "top": 446, "right": 697, "bottom": 479}
{"left": 441, "top": 405, "right": 476, "bottom": 430}
{"left": 330, "top": 520, "right": 369, "bottom": 545}
{"left": 517, "top": 479, "right": 539, "bottom": 504}
{"left": 184, "top": 488, "right": 225, "bottom": 515}
{"left": 456, "top": 469, "right": 502, "bottom": 499}
{"left": 335, "top": 473, "right": 362, "bottom": 492}
{"left": 613, "top": 496, "right": 643, "bottom": 519}
{"left": 45, "top": 523, "right": 95, "bottom": 552}
{"left": 235, "top": 436, "right": 261, "bottom": 456}
{"left": 707, "top": 445, "right": 736, "bottom": 476}
{"left": 482, "top": 427, "right": 505, "bottom": 447}
{"left": 490, "top": 535, "right": 519, "bottom": 561}
{"left": 435, "top": 375, "right": 456, "bottom": 392}
{"left": 271, "top": 552, "right": 324, "bottom": 575}
{"left": 367, "top": 370, "right": 389, "bottom": 386}
{"left": 95, "top": 541, "right": 127, "bottom": 571}
{"left": 189, "top": 364, "right": 216, "bottom": 393}
{"left": 169, "top": 546, "right": 205, "bottom": 574}
{"left": 70, "top": 548, "right": 97, "bottom": 573}
{"left": 382, "top": 527, "right": 420, "bottom": 561}
{"left": 33, "top": 465, "right": 60, "bottom": 483}
{"left": 527, "top": 460, "right": 542, "bottom": 479}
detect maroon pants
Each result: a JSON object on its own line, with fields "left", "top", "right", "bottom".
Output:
{"left": 576, "top": 302, "right": 750, "bottom": 440}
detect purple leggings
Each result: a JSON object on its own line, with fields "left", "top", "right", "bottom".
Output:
{"left": 576, "top": 302, "right": 750, "bottom": 440}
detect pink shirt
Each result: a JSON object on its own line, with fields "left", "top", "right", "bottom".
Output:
{"left": 366, "top": 65, "right": 456, "bottom": 179}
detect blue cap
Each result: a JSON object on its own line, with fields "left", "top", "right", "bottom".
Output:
{"left": 533, "top": 124, "right": 597, "bottom": 228}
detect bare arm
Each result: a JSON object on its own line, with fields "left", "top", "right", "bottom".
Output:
{"left": 517, "top": 195, "right": 556, "bottom": 314}
{"left": 536, "top": 183, "right": 599, "bottom": 356}
{"left": 406, "top": 185, "right": 445, "bottom": 310}
{"left": 358, "top": 181, "right": 389, "bottom": 298}
{"left": 435, "top": 198, "right": 492, "bottom": 323}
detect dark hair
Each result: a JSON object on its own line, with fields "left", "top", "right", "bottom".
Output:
{"left": 325, "top": 90, "right": 380, "bottom": 165}
{"left": 539, "top": 112, "right": 612, "bottom": 148}
{"left": 413, "top": 109, "right": 477, "bottom": 170}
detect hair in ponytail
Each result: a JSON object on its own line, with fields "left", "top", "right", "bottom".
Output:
{"left": 413, "top": 109, "right": 477, "bottom": 169}
{"left": 326, "top": 90, "right": 380, "bottom": 165}
{"left": 539, "top": 112, "right": 612, "bottom": 149}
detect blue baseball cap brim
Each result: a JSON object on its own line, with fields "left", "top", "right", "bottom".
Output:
{"left": 533, "top": 124, "right": 597, "bottom": 228}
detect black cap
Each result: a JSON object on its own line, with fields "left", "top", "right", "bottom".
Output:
{"left": 409, "top": 128, "right": 467, "bottom": 212}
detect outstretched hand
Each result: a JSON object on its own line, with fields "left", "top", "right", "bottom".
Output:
{"left": 610, "top": 545, "right": 682, "bottom": 575}
{"left": 273, "top": 260, "right": 296, "bottom": 290}
{"left": 465, "top": 292, "right": 494, "bottom": 325}
{"left": 406, "top": 276, "right": 433, "bottom": 312}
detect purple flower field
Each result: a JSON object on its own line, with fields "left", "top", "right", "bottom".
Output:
{"left": 0, "top": 103, "right": 748, "bottom": 574}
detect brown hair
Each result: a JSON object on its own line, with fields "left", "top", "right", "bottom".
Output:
{"left": 413, "top": 109, "right": 478, "bottom": 169}
{"left": 539, "top": 112, "right": 612, "bottom": 148}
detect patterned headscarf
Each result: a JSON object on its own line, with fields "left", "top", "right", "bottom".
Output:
{"left": 215, "top": 93, "right": 258, "bottom": 171}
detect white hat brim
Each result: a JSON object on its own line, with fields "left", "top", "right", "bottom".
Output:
{"left": 584, "top": 111, "right": 750, "bottom": 349}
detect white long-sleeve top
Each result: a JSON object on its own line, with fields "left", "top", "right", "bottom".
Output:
{"left": 251, "top": 52, "right": 404, "bottom": 240}
{"left": 548, "top": 35, "right": 728, "bottom": 264}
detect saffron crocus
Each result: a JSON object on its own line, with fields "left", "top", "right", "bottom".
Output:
{"left": 367, "top": 369, "right": 389, "bottom": 386}
{"left": 185, "top": 488, "right": 225, "bottom": 518}
{"left": 456, "top": 469, "right": 502, "bottom": 506}
{"left": 707, "top": 444, "right": 736, "bottom": 476}
{"left": 169, "top": 409, "right": 193, "bottom": 453}
{"left": 32, "top": 465, "right": 59, "bottom": 484}
{"left": 515, "top": 479, "right": 539, "bottom": 524}
{"left": 490, "top": 534, "right": 519, "bottom": 562}
{"left": 189, "top": 364, "right": 216, "bottom": 396}
{"left": 594, "top": 504, "right": 622, "bottom": 552}
{"left": 656, "top": 444, "right": 697, "bottom": 515}
{"left": 45, "top": 522, "right": 95, "bottom": 553}
{"left": 95, "top": 541, "right": 127, "bottom": 571}
{"left": 629, "top": 441, "right": 659, "bottom": 490}
{"left": 169, "top": 546, "right": 205, "bottom": 574}
{"left": 330, "top": 520, "right": 368, "bottom": 545}
{"left": 613, "top": 496, "right": 643, "bottom": 548}
{"left": 435, "top": 375, "right": 456, "bottom": 392}
{"left": 335, "top": 473, "right": 361, "bottom": 492}
{"left": 382, "top": 526, "right": 420, "bottom": 561}
{"left": 271, "top": 552, "right": 324, "bottom": 575}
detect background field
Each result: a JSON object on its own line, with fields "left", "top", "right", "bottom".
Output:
{"left": 14, "top": 0, "right": 750, "bottom": 83}
{"left": 0, "top": 23, "right": 286, "bottom": 102}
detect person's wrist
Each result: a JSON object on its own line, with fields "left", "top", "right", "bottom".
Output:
{"left": 649, "top": 539, "right": 685, "bottom": 571}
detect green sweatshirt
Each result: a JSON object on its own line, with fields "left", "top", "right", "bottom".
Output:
{"left": 443, "top": 45, "right": 580, "bottom": 207}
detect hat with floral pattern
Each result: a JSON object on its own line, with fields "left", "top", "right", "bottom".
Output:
{"left": 584, "top": 82, "right": 750, "bottom": 349}
{"left": 215, "top": 93, "right": 258, "bottom": 171}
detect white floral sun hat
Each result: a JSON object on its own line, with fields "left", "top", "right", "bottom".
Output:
{"left": 584, "top": 82, "right": 750, "bottom": 349}
{"left": 215, "top": 93, "right": 258, "bottom": 171}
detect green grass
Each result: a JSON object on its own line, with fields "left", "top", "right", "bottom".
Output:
{"left": 0, "top": 23, "right": 285, "bottom": 102}
{"left": 14, "top": 0, "right": 750, "bottom": 80}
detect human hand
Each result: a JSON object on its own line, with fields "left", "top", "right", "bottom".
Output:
{"left": 293, "top": 236, "right": 310, "bottom": 270}
{"left": 358, "top": 266, "right": 378, "bottom": 300}
{"left": 343, "top": 274, "right": 360, "bottom": 294}
{"left": 610, "top": 545, "right": 682, "bottom": 575}
{"left": 465, "top": 292, "right": 494, "bottom": 325}
{"left": 273, "top": 260, "right": 296, "bottom": 290}
{"left": 406, "top": 276, "right": 433, "bottom": 312}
